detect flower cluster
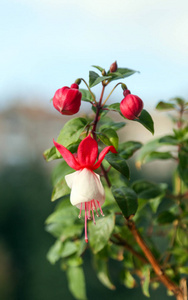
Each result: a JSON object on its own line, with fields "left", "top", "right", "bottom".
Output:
{"left": 51, "top": 63, "right": 144, "bottom": 242}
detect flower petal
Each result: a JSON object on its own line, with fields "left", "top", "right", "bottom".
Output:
{"left": 53, "top": 139, "right": 81, "bottom": 170}
{"left": 77, "top": 135, "right": 98, "bottom": 167}
{"left": 92, "top": 145, "right": 117, "bottom": 170}
{"left": 66, "top": 168, "right": 105, "bottom": 208}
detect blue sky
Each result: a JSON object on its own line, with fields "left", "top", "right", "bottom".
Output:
{"left": 1, "top": 0, "right": 188, "bottom": 111}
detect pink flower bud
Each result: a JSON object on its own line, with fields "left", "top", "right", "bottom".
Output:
{"left": 110, "top": 61, "right": 117, "bottom": 73}
{"left": 53, "top": 85, "right": 82, "bottom": 115}
{"left": 120, "top": 94, "right": 143, "bottom": 120}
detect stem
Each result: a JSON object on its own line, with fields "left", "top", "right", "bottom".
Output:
{"left": 127, "top": 220, "right": 183, "bottom": 299}
{"left": 102, "top": 82, "right": 122, "bottom": 106}
{"left": 80, "top": 78, "right": 97, "bottom": 104}
{"left": 91, "top": 85, "right": 106, "bottom": 140}
{"left": 111, "top": 233, "right": 148, "bottom": 264}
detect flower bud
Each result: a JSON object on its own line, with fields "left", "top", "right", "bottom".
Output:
{"left": 101, "top": 69, "right": 106, "bottom": 76}
{"left": 70, "top": 83, "right": 79, "bottom": 89}
{"left": 53, "top": 85, "right": 82, "bottom": 115}
{"left": 110, "top": 61, "right": 117, "bottom": 73}
{"left": 120, "top": 94, "right": 143, "bottom": 120}
{"left": 75, "top": 78, "right": 81, "bottom": 85}
{"left": 123, "top": 89, "right": 131, "bottom": 97}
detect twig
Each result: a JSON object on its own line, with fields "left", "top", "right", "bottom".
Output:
{"left": 127, "top": 219, "right": 183, "bottom": 299}
{"left": 111, "top": 233, "right": 148, "bottom": 264}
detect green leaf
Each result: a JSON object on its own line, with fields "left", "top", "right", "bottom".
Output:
{"left": 89, "top": 214, "right": 115, "bottom": 253}
{"left": 132, "top": 180, "right": 167, "bottom": 200}
{"left": 157, "top": 211, "right": 177, "bottom": 224}
{"left": 156, "top": 101, "right": 175, "bottom": 110}
{"left": 89, "top": 71, "right": 111, "bottom": 88}
{"left": 98, "top": 128, "right": 119, "bottom": 150}
{"left": 170, "top": 97, "right": 186, "bottom": 106}
{"left": 99, "top": 121, "right": 126, "bottom": 131}
{"left": 178, "top": 147, "right": 188, "bottom": 186}
{"left": 46, "top": 198, "right": 78, "bottom": 227}
{"left": 66, "top": 256, "right": 83, "bottom": 267}
{"left": 47, "top": 239, "right": 63, "bottom": 264}
{"left": 136, "top": 138, "right": 162, "bottom": 167}
{"left": 178, "top": 266, "right": 188, "bottom": 274}
{"left": 60, "top": 241, "right": 78, "bottom": 258}
{"left": 79, "top": 88, "right": 95, "bottom": 103}
{"left": 43, "top": 146, "right": 61, "bottom": 162}
{"left": 51, "top": 178, "right": 70, "bottom": 202}
{"left": 134, "top": 109, "right": 154, "bottom": 134}
{"left": 57, "top": 117, "right": 87, "bottom": 147}
{"left": 107, "top": 103, "right": 121, "bottom": 113}
{"left": 67, "top": 266, "right": 87, "bottom": 300}
{"left": 121, "top": 269, "right": 136, "bottom": 289}
{"left": 142, "top": 151, "right": 174, "bottom": 164}
{"left": 159, "top": 135, "right": 179, "bottom": 145}
{"left": 118, "top": 141, "right": 142, "bottom": 159}
{"left": 141, "top": 265, "right": 150, "bottom": 297}
{"left": 105, "top": 152, "right": 130, "bottom": 179}
{"left": 92, "top": 65, "right": 104, "bottom": 72}
{"left": 108, "top": 68, "right": 138, "bottom": 82}
{"left": 93, "top": 254, "right": 115, "bottom": 290}
{"left": 52, "top": 161, "right": 73, "bottom": 186}
{"left": 111, "top": 186, "right": 138, "bottom": 218}
{"left": 177, "top": 227, "right": 188, "bottom": 247}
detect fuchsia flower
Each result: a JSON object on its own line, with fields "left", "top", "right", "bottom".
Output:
{"left": 53, "top": 135, "right": 117, "bottom": 242}
{"left": 53, "top": 83, "right": 82, "bottom": 115}
{"left": 120, "top": 90, "right": 143, "bottom": 120}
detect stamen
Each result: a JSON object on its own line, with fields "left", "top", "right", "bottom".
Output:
{"left": 97, "top": 200, "right": 105, "bottom": 216}
{"left": 91, "top": 201, "right": 96, "bottom": 225}
{"left": 93, "top": 200, "right": 99, "bottom": 217}
{"left": 78, "top": 202, "right": 82, "bottom": 219}
{"left": 87, "top": 202, "right": 91, "bottom": 220}
{"left": 85, "top": 203, "right": 88, "bottom": 243}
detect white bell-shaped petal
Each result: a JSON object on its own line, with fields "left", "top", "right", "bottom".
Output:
{"left": 65, "top": 168, "right": 105, "bottom": 209}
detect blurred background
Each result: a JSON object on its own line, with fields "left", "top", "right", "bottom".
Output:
{"left": 1, "top": 0, "right": 187, "bottom": 299}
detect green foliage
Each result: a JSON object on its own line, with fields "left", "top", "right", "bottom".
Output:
{"left": 57, "top": 117, "right": 88, "bottom": 148}
{"left": 93, "top": 252, "right": 115, "bottom": 290}
{"left": 89, "top": 214, "right": 115, "bottom": 253}
{"left": 111, "top": 186, "right": 138, "bottom": 218}
{"left": 134, "top": 109, "right": 154, "bottom": 134}
{"left": 98, "top": 128, "right": 119, "bottom": 150}
{"left": 89, "top": 71, "right": 111, "bottom": 88}
{"left": 105, "top": 152, "right": 130, "bottom": 179}
{"left": 79, "top": 88, "right": 95, "bottom": 103}
{"left": 67, "top": 266, "right": 87, "bottom": 300}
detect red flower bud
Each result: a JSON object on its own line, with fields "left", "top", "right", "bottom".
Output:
{"left": 70, "top": 83, "right": 79, "bottom": 89}
{"left": 123, "top": 89, "right": 131, "bottom": 97}
{"left": 120, "top": 94, "right": 143, "bottom": 120}
{"left": 53, "top": 85, "right": 82, "bottom": 115}
{"left": 110, "top": 61, "right": 117, "bottom": 73}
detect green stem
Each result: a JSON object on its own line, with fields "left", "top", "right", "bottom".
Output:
{"left": 102, "top": 82, "right": 122, "bottom": 106}
{"left": 80, "top": 78, "right": 97, "bottom": 104}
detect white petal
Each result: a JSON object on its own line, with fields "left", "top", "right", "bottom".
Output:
{"left": 65, "top": 172, "right": 77, "bottom": 189}
{"left": 65, "top": 168, "right": 105, "bottom": 208}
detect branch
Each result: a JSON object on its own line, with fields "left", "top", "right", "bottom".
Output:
{"left": 111, "top": 233, "right": 148, "bottom": 264}
{"left": 127, "top": 219, "right": 183, "bottom": 299}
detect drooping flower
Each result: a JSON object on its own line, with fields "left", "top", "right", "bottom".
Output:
{"left": 53, "top": 83, "right": 82, "bottom": 115}
{"left": 120, "top": 91, "right": 143, "bottom": 120}
{"left": 53, "top": 135, "right": 117, "bottom": 242}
